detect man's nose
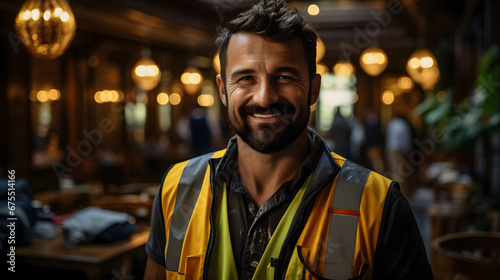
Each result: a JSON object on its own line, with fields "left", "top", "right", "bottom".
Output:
{"left": 253, "top": 80, "right": 279, "bottom": 108}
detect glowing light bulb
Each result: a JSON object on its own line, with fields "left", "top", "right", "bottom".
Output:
{"left": 382, "top": 90, "right": 394, "bottom": 105}
{"left": 157, "top": 92, "right": 169, "bottom": 105}
{"left": 308, "top": 4, "right": 320, "bottom": 16}
{"left": 169, "top": 93, "right": 181, "bottom": 105}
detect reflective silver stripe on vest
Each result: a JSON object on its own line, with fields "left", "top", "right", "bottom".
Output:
{"left": 165, "top": 153, "right": 214, "bottom": 272}
{"left": 324, "top": 160, "right": 370, "bottom": 279}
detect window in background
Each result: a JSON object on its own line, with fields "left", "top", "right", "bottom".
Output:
{"left": 316, "top": 72, "right": 357, "bottom": 132}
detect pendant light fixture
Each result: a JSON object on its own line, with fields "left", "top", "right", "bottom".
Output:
{"left": 181, "top": 66, "right": 203, "bottom": 95}
{"left": 14, "top": 0, "right": 76, "bottom": 60}
{"left": 359, "top": 47, "right": 388, "bottom": 77}
{"left": 131, "top": 49, "right": 161, "bottom": 91}
{"left": 405, "top": 18, "right": 440, "bottom": 91}
{"left": 406, "top": 48, "right": 440, "bottom": 91}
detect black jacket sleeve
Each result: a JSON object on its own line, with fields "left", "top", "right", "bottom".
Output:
{"left": 145, "top": 180, "right": 167, "bottom": 267}
{"left": 372, "top": 182, "right": 434, "bottom": 280}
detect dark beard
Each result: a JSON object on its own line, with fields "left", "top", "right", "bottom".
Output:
{"left": 228, "top": 102, "right": 309, "bottom": 154}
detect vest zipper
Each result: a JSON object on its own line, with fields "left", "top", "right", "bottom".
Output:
{"left": 274, "top": 167, "right": 339, "bottom": 279}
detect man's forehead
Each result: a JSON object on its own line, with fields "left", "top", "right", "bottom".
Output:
{"left": 226, "top": 32, "right": 304, "bottom": 57}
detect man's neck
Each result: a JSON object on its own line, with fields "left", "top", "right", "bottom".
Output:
{"left": 236, "top": 130, "right": 310, "bottom": 207}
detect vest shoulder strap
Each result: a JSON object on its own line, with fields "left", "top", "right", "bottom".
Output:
{"left": 165, "top": 152, "right": 214, "bottom": 272}
{"left": 323, "top": 159, "right": 371, "bottom": 279}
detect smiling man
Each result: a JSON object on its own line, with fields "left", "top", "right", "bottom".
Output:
{"left": 144, "top": 1, "right": 433, "bottom": 279}
{"left": 221, "top": 32, "right": 317, "bottom": 156}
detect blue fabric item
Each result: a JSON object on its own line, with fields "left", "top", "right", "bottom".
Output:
{"left": 0, "top": 178, "right": 36, "bottom": 250}
{"left": 61, "top": 206, "right": 135, "bottom": 245}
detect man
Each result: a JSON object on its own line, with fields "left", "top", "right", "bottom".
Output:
{"left": 144, "top": 0, "right": 433, "bottom": 279}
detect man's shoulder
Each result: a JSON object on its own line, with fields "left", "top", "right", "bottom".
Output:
{"left": 170, "top": 149, "right": 227, "bottom": 168}
{"left": 162, "top": 149, "right": 227, "bottom": 182}
{"left": 330, "top": 152, "right": 394, "bottom": 190}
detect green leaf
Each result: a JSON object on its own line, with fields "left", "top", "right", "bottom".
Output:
{"left": 424, "top": 94, "right": 452, "bottom": 125}
{"left": 414, "top": 94, "right": 437, "bottom": 117}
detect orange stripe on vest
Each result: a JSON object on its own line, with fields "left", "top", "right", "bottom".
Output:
{"left": 329, "top": 208, "right": 360, "bottom": 216}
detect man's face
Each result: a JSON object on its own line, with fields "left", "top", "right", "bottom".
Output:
{"left": 216, "top": 32, "right": 320, "bottom": 154}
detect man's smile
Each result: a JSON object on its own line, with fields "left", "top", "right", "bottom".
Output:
{"left": 252, "top": 113, "right": 281, "bottom": 118}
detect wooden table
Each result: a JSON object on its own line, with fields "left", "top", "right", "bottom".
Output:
{"left": 16, "top": 226, "right": 150, "bottom": 280}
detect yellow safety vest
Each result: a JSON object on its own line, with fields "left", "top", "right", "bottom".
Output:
{"left": 160, "top": 149, "right": 391, "bottom": 279}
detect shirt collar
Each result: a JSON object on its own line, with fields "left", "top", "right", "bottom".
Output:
{"left": 212, "top": 127, "right": 334, "bottom": 184}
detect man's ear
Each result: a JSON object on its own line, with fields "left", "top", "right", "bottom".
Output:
{"left": 309, "top": 73, "right": 321, "bottom": 107}
{"left": 216, "top": 74, "right": 227, "bottom": 107}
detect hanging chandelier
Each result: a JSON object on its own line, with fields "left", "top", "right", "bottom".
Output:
{"left": 14, "top": 0, "right": 76, "bottom": 60}
{"left": 359, "top": 47, "right": 388, "bottom": 77}
{"left": 131, "top": 57, "right": 161, "bottom": 91}
{"left": 333, "top": 61, "right": 356, "bottom": 76}
{"left": 405, "top": 48, "right": 440, "bottom": 91}
{"left": 181, "top": 66, "right": 203, "bottom": 95}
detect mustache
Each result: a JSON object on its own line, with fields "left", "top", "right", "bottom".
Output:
{"left": 240, "top": 103, "right": 295, "bottom": 116}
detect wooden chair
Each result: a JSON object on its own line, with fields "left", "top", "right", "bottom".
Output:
{"left": 432, "top": 231, "right": 500, "bottom": 279}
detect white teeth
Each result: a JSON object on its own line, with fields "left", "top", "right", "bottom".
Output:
{"left": 253, "top": 113, "right": 279, "bottom": 118}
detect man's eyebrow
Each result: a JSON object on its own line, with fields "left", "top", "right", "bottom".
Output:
{"left": 230, "top": 68, "right": 256, "bottom": 80}
{"left": 274, "top": 67, "right": 303, "bottom": 78}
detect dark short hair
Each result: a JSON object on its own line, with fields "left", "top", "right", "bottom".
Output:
{"left": 215, "top": 0, "right": 318, "bottom": 83}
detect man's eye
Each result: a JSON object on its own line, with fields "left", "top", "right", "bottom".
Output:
{"left": 277, "top": 75, "right": 294, "bottom": 83}
{"left": 240, "top": 76, "right": 253, "bottom": 81}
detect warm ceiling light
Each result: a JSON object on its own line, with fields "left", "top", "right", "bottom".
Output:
{"left": 109, "top": 90, "right": 119, "bottom": 102}
{"left": 131, "top": 57, "right": 161, "bottom": 91}
{"left": 409, "top": 58, "right": 420, "bottom": 69}
{"left": 169, "top": 93, "right": 181, "bottom": 105}
{"left": 15, "top": 0, "right": 76, "bottom": 60}
{"left": 406, "top": 48, "right": 440, "bottom": 91}
{"left": 60, "top": 11, "right": 69, "bottom": 22}
{"left": 157, "top": 92, "right": 169, "bottom": 105}
{"left": 181, "top": 66, "right": 203, "bottom": 95}
{"left": 94, "top": 89, "right": 123, "bottom": 103}
{"left": 420, "top": 57, "right": 434, "bottom": 68}
{"left": 43, "top": 11, "right": 50, "bottom": 20}
{"left": 23, "top": 10, "right": 30, "bottom": 20}
{"left": 47, "top": 89, "right": 60, "bottom": 100}
{"left": 333, "top": 61, "right": 356, "bottom": 76}
{"left": 31, "top": 9, "right": 40, "bottom": 20}
{"left": 37, "top": 90, "right": 49, "bottom": 102}
{"left": 359, "top": 47, "right": 388, "bottom": 76}
{"left": 382, "top": 90, "right": 395, "bottom": 105}
{"left": 197, "top": 94, "right": 215, "bottom": 107}
{"left": 181, "top": 67, "right": 203, "bottom": 85}
{"left": 94, "top": 91, "right": 103, "bottom": 103}
{"left": 308, "top": 4, "right": 320, "bottom": 16}
{"left": 397, "top": 75, "right": 414, "bottom": 93}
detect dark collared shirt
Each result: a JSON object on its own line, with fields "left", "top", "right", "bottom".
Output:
{"left": 221, "top": 134, "right": 324, "bottom": 280}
